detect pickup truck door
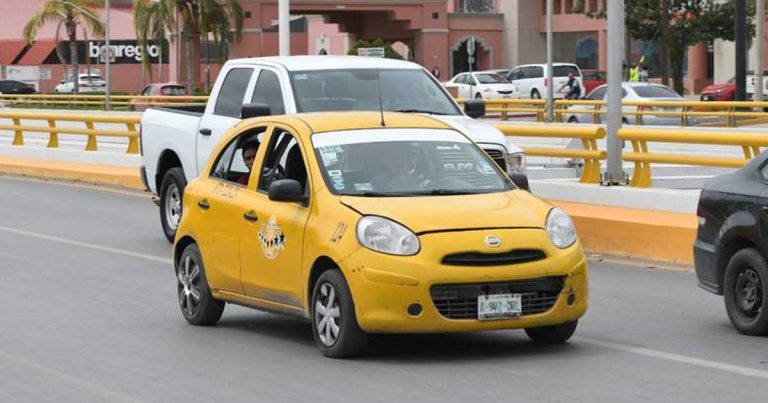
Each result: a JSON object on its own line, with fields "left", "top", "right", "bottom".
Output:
{"left": 239, "top": 125, "right": 311, "bottom": 310}
{"left": 196, "top": 66, "right": 258, "bottom": 173}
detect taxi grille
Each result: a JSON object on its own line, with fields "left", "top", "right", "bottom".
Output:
{"left": 483, "top": 148, "right": 506, "bottom": 172}
{"left": 442, "top": 249, "right": 546, "bottom": 266}
{"left": 430, "top": 277, "right": 564, "bottom": 320}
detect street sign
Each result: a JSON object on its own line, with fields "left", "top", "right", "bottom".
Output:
{"left": 357, "top": 47, "right": 385, "bottom": 58}
{"left": 467, "top": 36, "right": 476, "bottom": 56}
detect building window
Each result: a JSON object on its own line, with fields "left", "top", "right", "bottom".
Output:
{"left": 458, "top": 0, "right": 495, "bottom": 13}
{"left": 589, "top": 0, "right": 599, "bottom": 13}
{"left": 565, "top": 0, "right": 574, "bottom": 14}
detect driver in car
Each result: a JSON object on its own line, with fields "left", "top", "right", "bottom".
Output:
{"left": 237, "top": 139, "right": 260, "bottom": 186}
{"left": 370, "top": 144, "right": 422, "bottom": 192}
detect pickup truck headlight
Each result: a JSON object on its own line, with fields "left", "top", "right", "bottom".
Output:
{"left": 546, "top": 208, "right": 577, "bottom": 249}
{"left": 505, "top": 152, "right": 527, "bottom": 174}
{"left": 356, "top": 216, "right": 420, "bottom": 256}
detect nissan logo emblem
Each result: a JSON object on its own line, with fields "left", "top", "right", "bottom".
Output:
{"left": 484, "top": 236, "right": 502, "bottom": 248}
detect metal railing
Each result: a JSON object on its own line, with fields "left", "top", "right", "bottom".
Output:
{"left": 456, "top": 98, "right": 547, "bottom": 121}
{"left": 494, "top": 124, "right": 606, "bottom": 183}
{"left": 0, "top": 94, "right": 208, "bottom": 110}
{"left": 618, "top": 127, "right": 768, "bottom": 187}
{"left": 0, "top": 111, "right": 142, "bottom": 154}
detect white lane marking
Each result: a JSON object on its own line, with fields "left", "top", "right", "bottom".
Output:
{"left": 0, "top": 226, "right": 172, "bottom": 265}
{"left": 0, "top": 350, "right": 142, "bottom": 402}
{"left": 579, "top": 337, "right": 768, "bottom": 380}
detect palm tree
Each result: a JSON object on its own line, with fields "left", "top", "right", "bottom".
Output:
{"left": 24, "top": 0, "right": 105, "bottom": 94}
{"left": 133, "top": 0, "right": 243, "bottom": 93}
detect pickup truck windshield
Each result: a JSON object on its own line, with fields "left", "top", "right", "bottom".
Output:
{"left": 290, "top": 69, "right": 461, "bottom": 116}
{"left": 312, "top": 128, "right": 512, "bottom": 196}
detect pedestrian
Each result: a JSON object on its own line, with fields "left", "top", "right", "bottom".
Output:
{"left": 431, "top": 66, "right": 440, "bottom": 79}
{"left": 639, "top": 64, "right": 649, "bottom": 82}
{"left": 559, "top": 72, "right": 582, "bottom": 100}
{"left": 629, "top": 63, "right": 640, "bottom": 82}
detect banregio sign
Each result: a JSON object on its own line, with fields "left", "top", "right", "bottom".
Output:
{"left": 41, "top": 40, "right": 169, "bottom": 65}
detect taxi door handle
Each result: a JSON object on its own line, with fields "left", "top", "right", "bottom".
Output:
{"left": 197, "top": 199, "right": 210, "bottom": 210}
{"left": 243, "top": 210, "right": 259, "bottom": 223}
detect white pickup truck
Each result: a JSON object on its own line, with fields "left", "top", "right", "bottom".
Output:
{"left": 140, "top": 56, "right": 527, "bottom": 241}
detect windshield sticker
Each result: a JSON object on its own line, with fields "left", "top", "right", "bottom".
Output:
{"left": 354, "top": 183, "right": 373, "bottom": 191}
{"left": 436, "top": 144, "right": 462, "bottom": 151}
{"left": 258, "top": 215, "right": 286, "bottom": 260}
{"left": 294, "top": 74, "right": 308, "bottom": 80}
{"left": 480, "top": 163, "right": 496, "bottom": 175}
{"left": 327, "top": 169, "right": 346, "bottom": 191}
{"left": 319, "top": 146, "right": 342, "bottom": 166}
{"left": 444, "top": 162, "right": 474, "bottom": 172}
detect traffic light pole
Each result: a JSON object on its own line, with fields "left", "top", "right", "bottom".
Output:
{"left": 605, "top": 0, "right": 625, "bottom": 184}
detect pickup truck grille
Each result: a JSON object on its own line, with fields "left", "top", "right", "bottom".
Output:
{"left": 430, "top": 277, "right": 564, "bottom": 320}
{"left": 483, "top": 148, "right": 506, "bottom": 172}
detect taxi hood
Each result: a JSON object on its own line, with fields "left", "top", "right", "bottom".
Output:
{"left": 340, "top": 190, "right": 551, "bottom": 234}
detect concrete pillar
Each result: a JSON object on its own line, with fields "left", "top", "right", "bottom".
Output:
{"left": 598, "top": 29, "right": 607, "bottom": 71}
{"left": 686, "top": 42, "right": 709, "bottom": 93}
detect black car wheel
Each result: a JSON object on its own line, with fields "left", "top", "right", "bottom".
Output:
{"left": 724, "top": 248, "right": 768, "bottom": 336}
{"left": 531, "top": 89, "right": 541, "bottom": 99}
{"left": 159, "top": 167, "right": 187, "bottom": 243}
{"left": 176, "top": 243, "right": 225, "bottom": 326}
{"left": 525, "top": 320, "right": 578, "bottom": 343}
{"left": 311, "top": 270, "right": 367, "bottom": 358}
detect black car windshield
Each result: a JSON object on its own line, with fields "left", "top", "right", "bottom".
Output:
{"left": 476, "top": 73, "right": 508, "bottom": 84}
{"left": 290, "top": 69, "right": 461, "bottom": 116}
{"left": 312, "top": 129, "right": 513, "bottom": 196}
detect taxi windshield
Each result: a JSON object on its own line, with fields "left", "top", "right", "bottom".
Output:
{"left": 312, "top": 129, "right": 513, "bottom": 196}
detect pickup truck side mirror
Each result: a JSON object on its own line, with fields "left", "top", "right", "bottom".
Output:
{"left": 464, "top": 99, "right": 486, "bottom": 119}
{"left": 268, "top": 179, "right": 307, "bottom": 204}
{"left": 241, "top": 103, "right": 271, "bottom": 119}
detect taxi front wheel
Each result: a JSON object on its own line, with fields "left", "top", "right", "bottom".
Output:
{"left": 311, "top": 270, "right": 367, "bottom": 358}
{"left": 524, "top": 320, "right": 578, "bottom": 344}
{"left": 177, "top": 244, "right": 225, "bottom": 326}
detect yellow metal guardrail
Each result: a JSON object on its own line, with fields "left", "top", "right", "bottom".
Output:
{"left": 553, "top": 100, "right": 768, "bottom": 127}
{"left": 0, "top": 94, "right": 208, "bottom": 110}
{"left": 495, "top": 124, "right": 606, "bottom": 183}
{"left": 618, "top": 127, "right": 768, "bottom": 187}
{"left": 0, "top": 111, "right": 142, "bottom": 154}
{"left": 456, "top": 98, "right": 547, "bottom": 122}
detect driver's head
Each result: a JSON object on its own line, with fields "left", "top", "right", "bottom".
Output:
{"left": 241, "top": 139, "right": 260, "bottom": 171}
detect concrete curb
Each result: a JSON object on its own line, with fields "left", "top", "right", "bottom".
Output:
{"left": 0, "top": 158, "right": 697, "bottom": 264}
{"left": 0, "top": 156, "right": 144, "bottom": 190}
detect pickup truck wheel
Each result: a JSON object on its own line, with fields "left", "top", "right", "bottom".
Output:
{"left": 311, "top": 270, "right": 367, "bottom": 358}
{"left": 724, "top": 248, "right": 768, "bottom": 336}
{"left": 160, "top": 167, "right": 187, "bottom": 243}
{"left": 525, "top": 320, "right": 578, "bottom": 343}
{"left": 177, "top": 243, "right": 224, "bottom": 326}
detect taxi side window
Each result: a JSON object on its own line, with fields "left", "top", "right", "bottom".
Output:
{"left": 259, "top": 130, "right": 309, "bottom": 195}
{"left": 209, "top": 127, "right": 267, "bottom": 187}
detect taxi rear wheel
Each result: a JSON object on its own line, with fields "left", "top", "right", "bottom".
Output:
{"left": 177, "top": 243, "right": 224, "bottom": 326}
{"left": 311, "top": 270, "right": 367, "bottom": 358}
{"left": 723, "top": 248, "right": 768, "bottom": 336}
{"left": 524, "top": 320, "right": 578, "bottom": 344}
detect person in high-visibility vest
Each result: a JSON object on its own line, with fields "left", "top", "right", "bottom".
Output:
{"left": 629, "top": 63, "right": 640, "bottom": 82}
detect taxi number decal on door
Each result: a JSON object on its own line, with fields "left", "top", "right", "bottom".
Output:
{"left": 258, "top": 215, "right": 286, "bottom": 259}
{"left": 213, "top": 182, "right": 240, "bottom": 200}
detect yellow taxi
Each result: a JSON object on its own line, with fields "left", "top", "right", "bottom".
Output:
{"left": 173, "top": 112, "right": 588, "bottom": 357}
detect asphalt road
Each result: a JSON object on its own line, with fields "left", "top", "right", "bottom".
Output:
{"left": 1, "top": 175, "right": 767, "bottom": 403}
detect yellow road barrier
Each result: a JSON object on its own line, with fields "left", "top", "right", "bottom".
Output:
{"left": 0, "top": 94, "right": 208, "bottom": 110}
{"left": 618, "top": 127, "right": 768, "bottom": 187}
{"left": 495, "top": 124, "right": 606, "bottom": 183}
{"left": 0, "top": 111, "right": 142, "bottom": 154}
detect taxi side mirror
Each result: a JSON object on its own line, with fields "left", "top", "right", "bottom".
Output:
{"left": 464, "top": 99, "right": 486, "bottom": 119}
{"left": 268, "top": 179, "right": 307, "bottom": 204}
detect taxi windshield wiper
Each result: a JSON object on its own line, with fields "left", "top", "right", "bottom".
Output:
{"left": 410, "top": 189, "right": 479, "bottom": 196}
{"left": 355, "top": 191, "right": 412, "bottom": 197}
{"left": 392, "top": 109, "right": 450, "bottom": 115}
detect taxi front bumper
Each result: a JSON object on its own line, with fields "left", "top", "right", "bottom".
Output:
{"left": 341, "top": 229, "right": 589, "bottom": 333}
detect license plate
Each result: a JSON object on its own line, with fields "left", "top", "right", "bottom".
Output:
{"left": 478, "top": 293, "right": 522, "bottom": 320}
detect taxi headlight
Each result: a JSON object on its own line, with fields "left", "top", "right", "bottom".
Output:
{"left": 546, "top": 208, "right": 577, "bottom": 249}
{"left": 356, "top": 216, "right": 420, "bottom": 256}
{"left": 505, "top": 152, "right": 527, "bottom": 174}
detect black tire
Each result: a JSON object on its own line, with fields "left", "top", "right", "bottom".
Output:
{"left": 568, "top": 116, "right": 579, "bottom": 124}
{"left": 531, "top": 89, "right": 541, "bottom": 99}
{"left": 159, "top": 167, "right": 187, "bottom": 243}
{"left": 723, "top": 248, "right": 768, "bottom": 336}
{"left": 176, "top": 243, "right": 225, "bottom": 326}
{"left": 311, "top": 270, "right": 367, "bottom": 358}
{"left": 525, "top": 320, "right": 578, "bottom": 344}
{"left": 475, "top": 93, "right": 483, "bottom": 99}
{"left": 622, "top": 118, "right": 630, "bottom": 125}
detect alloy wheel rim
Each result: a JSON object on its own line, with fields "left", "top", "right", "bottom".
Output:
{"left": 734, "top": 267, "right": 763, "bottom": 319}
{"left": 165, "top": 184, "right": 181, "bottom": 230}
{"left": 315, "top": 283, "right": 341, "bottom": 346}
{"left": 178, "top": 255, "right": 202, "bottom": 316}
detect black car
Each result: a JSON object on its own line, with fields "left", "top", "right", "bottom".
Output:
{"left": 695, "top": 151, "right": 768, "bottom": 335}
{"left": 0, "top": 80, "right": 36, "bottom": 94}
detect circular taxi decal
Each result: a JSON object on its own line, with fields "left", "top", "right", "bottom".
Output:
{"left": 258, "top": 215, "right": 286, "bottom": 259}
